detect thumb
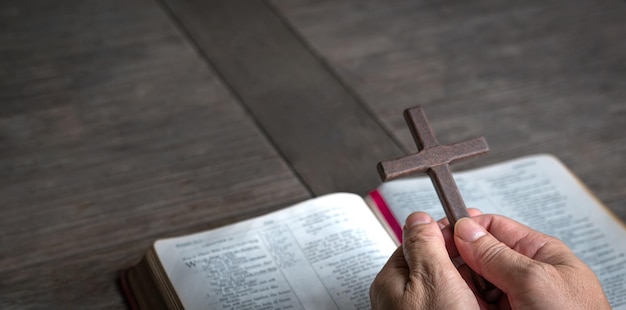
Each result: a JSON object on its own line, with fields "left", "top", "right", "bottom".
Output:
{"left": 403, "top": 212, "right": 452, "bottom": 273}
{"left": 454, "top": 217, "right": 536, "bottom": 293}
{"left": 402, "top": 212, "right": 477, "bottom": 308}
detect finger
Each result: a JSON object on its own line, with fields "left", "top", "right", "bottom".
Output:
{"left": 437, "top": 208, "right": 483, "bottom": 228}
{"left": 439, "top": 208, "right": 484, "bottom": 258}
{"left": 403, "top": 212, "right": 458, "bottom": 278}
{"left": 403, "top": 212, "right": 480, "bottom": 309}
{"left": 469, "top": 214, "right": 574, "bottom": 263}
{"left": 456, "top": 264, "right": 502, "bottom": 310}
{"left": 370, "top": 246, "right": 408, "bottom": 302}
{"left": 454, "top": 217, "right": 547, "bottom": 292}
{"left": 463, "top": 216, "right": 612, "bottom": 310}
{"left": 442, "top": 227, "right": 459, "bottom": 258}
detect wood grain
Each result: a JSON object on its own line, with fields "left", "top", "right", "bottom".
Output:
{"left": 0, "top": 0, "right": 309, "bottom": 308}
{"left": 159, "top": 0, "right": 405, "bottom": 196}
{"left": 2, "top": 0, "right": 626, "bottom": 308}
{"left": 271, "top": 0, "right": 626, "bottom": 221}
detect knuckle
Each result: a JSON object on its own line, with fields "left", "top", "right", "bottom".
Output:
{"left": 404, "top": 224, "right": 442, "bottom": 245}
{"left": 478, "top": 240, "right": 555, "bottom": 284}
{"left": 403, "top": 228, "right": 443, "bottom": 257}
{"left": 475, "top": 240, "right": 509, "bottom": 268}
{"left": 401, "top": 272, "right": 436, "bottom": 307}
{"left": 514, "top": 261, "right": 556, "bottom": 290}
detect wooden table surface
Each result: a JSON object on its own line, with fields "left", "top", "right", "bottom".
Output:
{"left": 1, "top": 0, "right": 625, "bottom": 308}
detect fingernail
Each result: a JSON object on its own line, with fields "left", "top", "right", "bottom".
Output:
{"left": 455, "top": 218, "right": 486, "bottom": 242}
{"left": 406, "top": 212, "right": 432, "bottom": 228}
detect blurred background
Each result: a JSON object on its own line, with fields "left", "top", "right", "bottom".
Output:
{"left": 1, "top": 0, "right": 625, "bottom": 308}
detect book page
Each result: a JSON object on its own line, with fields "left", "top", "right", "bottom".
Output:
{"left": 375, "top": 154, "right": 626, "bottom": 309}
{"left": 154, "top": 193, "right": 396, "bottom": 310}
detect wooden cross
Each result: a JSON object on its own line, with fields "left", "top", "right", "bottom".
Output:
{"left": 377, "top": 106, "right": 489, "bottom": 227}
{"left": 377, "top": 106, "right": 497, "bottom": 298}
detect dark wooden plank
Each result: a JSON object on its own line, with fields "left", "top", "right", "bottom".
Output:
{"left": 159, "top": 0, "right": 405, "bottom": 196}
{"left": 271, "top": 0, "right": 626, "bottom": 222}
{"left": 0, "top": 0, "right": 309, "bottom": 308}
{"left": 4, "top": 0, "right": 625, "bottom": 308}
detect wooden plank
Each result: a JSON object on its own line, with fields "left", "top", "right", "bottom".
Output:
{"left": 271, "top": 0, "right": 626, "bottom": 222}
{"left": 0, "top": 0, "right": 309, "bottom": 308}
{"left": 159, "top": 0, "right": 405, "bottom": 196}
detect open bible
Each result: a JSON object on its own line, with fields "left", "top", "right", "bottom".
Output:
{"left": 122, "top": 154, "right": 626, "bottom": 309}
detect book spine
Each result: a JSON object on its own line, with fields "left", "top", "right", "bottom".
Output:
{"left": 369, "top": 190, "right": 403, "bottom": 242}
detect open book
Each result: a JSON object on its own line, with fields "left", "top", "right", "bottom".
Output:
{"left": 121, "top": 154, "right": 626, "bottom": 309}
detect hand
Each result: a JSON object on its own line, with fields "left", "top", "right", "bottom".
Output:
{"left": 453, "top": 214, "right": 611, "bottom": 309}
{"left": 370, "top": 211, "right": 612, "bottom": 310}
{"left": 370, "top": 211, "right": 479, "bottom": 310}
